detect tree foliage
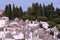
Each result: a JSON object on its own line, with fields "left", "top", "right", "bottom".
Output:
{"left": 2, "top": 3, "right": 60, "bottom": 24}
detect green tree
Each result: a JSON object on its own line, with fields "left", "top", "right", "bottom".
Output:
{"left": 3, "top": 4, "right": 12, "bottom": 20}
{"left": 8, "top": 4, "right": 12, "bottom": 20}
{"left": 38, "top": 4, "right": 43, "bottom": 16}
{"left": 12, "top": 4, "right": 15, "bottom": 19}
{"left": 44, "top": 3, "right": 54, "bottom": 20}
{"left": 56, "top": 8, "right": 60, "bottom": 17}
{"left": 3, "top": 5, "right": 9, "bottom": 17}
{"left": 15, "top": 7, "right": 19, "bottom": 18}
{"left": 42, "top": 3, "right": 45, "bottom": 16}
{"left": 27, "top": 2, "right": 39, "bottom": 17}
{"left": 19, "top": 7, "right": 23, "bottom": 18}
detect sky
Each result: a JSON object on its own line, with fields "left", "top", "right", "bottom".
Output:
{"left": 0, "top": 0, "right": 60, "bottom": 11}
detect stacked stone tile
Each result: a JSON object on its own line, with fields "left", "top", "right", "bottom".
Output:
{"left": 0, "top": 17, "right": 59, "bottom": 40}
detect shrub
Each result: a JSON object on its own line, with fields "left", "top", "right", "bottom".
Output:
{"left": 57, "top": 33, "right": 60, "bottom": 39}
{"left": 36, "top": 16, "right": 48, "bottom": 21}
{"left": 57, "top": 24, "right": 60, "bottom": 31}
{"left": 47, "top": 21, "right": 56, "bottom": 28}
{"left": 53, "top": 18, "right": 60, "bottom": 24}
